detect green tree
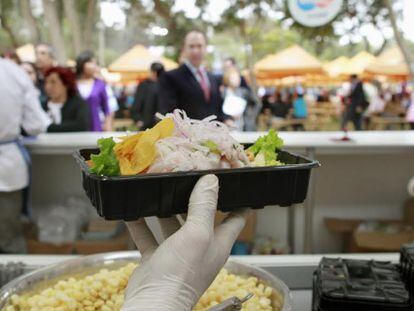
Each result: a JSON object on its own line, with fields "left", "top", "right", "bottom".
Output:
{"left": 128, "top": 0, "right": 209, "bottom": 60}
{"left": 0, "top": 0, "right": 20, "bottom": 48}
{"left": 384, "top": 0, "right": 414, "bottom": 83}
{"left": 283, "top": 0, "right": 393, "bottom": 56}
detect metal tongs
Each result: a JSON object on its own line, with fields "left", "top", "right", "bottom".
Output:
{"left": 207, "top": 293, "right": 254, "bottom": 311}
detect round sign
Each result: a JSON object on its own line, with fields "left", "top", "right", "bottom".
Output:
{"left": 288, "top": 0, "right": 343, "bottom": 27}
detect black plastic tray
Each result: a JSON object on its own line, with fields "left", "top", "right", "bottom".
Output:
{"left": 400, "top": 243, "right": 414, "bottom": 291}
{"left": 74, "top": 148, "right": 319, "bottom": 221}
{"left": 312, "top": 257, "right": 412, "bottom": 311}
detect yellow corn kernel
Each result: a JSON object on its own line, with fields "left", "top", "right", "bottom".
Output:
{"left": 5, "top": 262, "right": 282, "bottom": 311}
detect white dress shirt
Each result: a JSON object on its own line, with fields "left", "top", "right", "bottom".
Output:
{"left": 47, "top": 101, "right": 64, "bottom": 125}
{"left": 0, "top": 58, "right": 50, "bottom": 191}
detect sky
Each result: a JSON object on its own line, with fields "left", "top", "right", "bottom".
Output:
{"left": 100, "top": 0, "right": 414, "bottom": 44}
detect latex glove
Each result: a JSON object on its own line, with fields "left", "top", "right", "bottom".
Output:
{"left": 122, "top": 175, "right": 249, "bottom": 311}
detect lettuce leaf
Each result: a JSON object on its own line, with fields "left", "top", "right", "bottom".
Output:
{"left": 89, "top": 137, "right": 120, "bottom": 176}
{"left": 248, "top": 129, "right": 284, "bottom": 166}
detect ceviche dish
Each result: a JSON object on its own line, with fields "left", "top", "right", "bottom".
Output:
{"left": 87, "top": 109, "right": 284, "bottom": 177}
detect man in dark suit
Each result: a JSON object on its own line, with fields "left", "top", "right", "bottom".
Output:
{"left": 342, "top": 74, "right": 367, "bottom": 131}
{"left": 157, "top": 30, "right": 229, "bottom": 122}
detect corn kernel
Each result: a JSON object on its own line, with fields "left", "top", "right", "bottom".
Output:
{"left": 5, "top": 263, "right": 283, "bottom": 311}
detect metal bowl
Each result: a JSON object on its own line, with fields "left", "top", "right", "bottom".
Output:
{"left": 0, "top": 251, "right": 292, "bottom": 310}
{"left": 222, "top": 260, "right": 292, "bottom": 311}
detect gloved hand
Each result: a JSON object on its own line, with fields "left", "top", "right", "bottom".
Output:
{"left": 122, "top": 174, "right": 249, "bottom": 310}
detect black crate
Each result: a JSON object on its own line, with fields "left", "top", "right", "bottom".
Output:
{"left": 312, "top": 257, "right": 412, "bottom": 311}
{"left": 400, "top": 243, "right": 414, "bottom": 291}
{"left": 74, "top": 148, "right": 319, "bottom": 221}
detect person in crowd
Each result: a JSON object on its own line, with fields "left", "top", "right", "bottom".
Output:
{"left": 94, "top": 64, "right": 119, "bottom": 130}
{"left": 222, "top": 68, "right": 247, "bottom": 130}
{"left": 341, "top": 74, "right": 367, "bottom": 131}
{"left": 284, "top": 90, "right": 294, "bottom": 112}
{"left": 367, "top": 92, "right": 386, "bottom": 115}
{"left": 243, "top": 95, "right": 261, "bottom": 131}
{"left": 406, "top": 91, "right": 414, "bottom": 130}
{"left": 364, "top": 91, "right": 386, "bottom": 129}
{"left": 316, "top": 88, "right": 329, "bottom": 103}
{"left": 271, "top": 91, "right": 291, "bottom": 120}
{"left": 76, "top": 51, "right": 111, "bottom": 131}
{"left": 222, "top": 68, "right": 257, "bottom": 131}
{"left": 104, "top": 85, "right": 118, "bottom": 130}
{"left": 157, "top": 30, "right": 229, "bottom": 122}
{"left": 131, "top": 62, "right": 165, "bottom": 130}
{"left": 0, "top": 57, "right": 50, "bottom": 253}
{"left": 259, "top": 90, "right": 290, "bottom": 130}
{"left": 21, "top": 61, "right": 48, "bottom": 112}
{"left": 218, "top": 57, "right": 250, "bottom": 90}
{"left": 35, "top": 43, "right": 55, "bottom": 107}
{"left": 292, "top": 90, "right": 307, "bottom": 131}
{"left": 2, "top": 49, "right": 21, "bottom": 64}
{"left": 223, "top": 58, "right": 260, "bottom": 131}
{"left": 115, "top": 86, "right": 134, "bottom": 119}
{"left": 261, "top": 91, "right": 274, "bottom": 113}
{"left": 21, "top": 62, "right": 39, "bottom": 87}
{"left": 402, "top": 90, "right": 412, "bottom": 110}
{"left": 44, "top": 66, "right": 90, "bottom": 132}
{"left": 114, "top": 87, "right": 128, "bottom": 118}
{"left": 122, "top": 175, "right": 248, "bottom": 310}
{"left": 258, "top": 92, "right": 274, "bottom": 130}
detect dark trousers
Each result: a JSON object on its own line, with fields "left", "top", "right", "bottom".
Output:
{"left": 342, "top": 110, "right": 362, "bottom": 131}
{"left": 0, "top": 190, "right": 26, "bottom": 253}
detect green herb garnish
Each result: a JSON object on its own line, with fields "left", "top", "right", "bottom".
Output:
{"left": 248, "top": 129, "right": 284, "bottom": 166}
{"left": 202, "top": 140, "right": 221, "bottom": 154}
{"left": 89, "top": 137, "right": 120, "bottom": 176}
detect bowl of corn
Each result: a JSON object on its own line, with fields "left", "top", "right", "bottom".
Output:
{"left": 0, "top": 251, "right": 292, "bottom": 311}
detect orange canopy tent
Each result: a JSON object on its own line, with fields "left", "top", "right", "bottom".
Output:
{"left": 254, "top": 45, "right": 325, "bottom": 80}
{"left": 108, "top": 45, "right": 178, "bottom": 83}
{"left": 364, "top": 46, "right": 410, "bottom": 79}
{"left": 339, "top": 51, "right": 376, "bottom": 77}
{"left": 323, "top": 56, "right": 350, "bottom": 77}
{"left": 255, "top": 74, "right": 343, "bottom": 87}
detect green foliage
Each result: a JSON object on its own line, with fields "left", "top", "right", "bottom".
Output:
{"left": 0, "top": 0, "right": 411, "bottom": 69}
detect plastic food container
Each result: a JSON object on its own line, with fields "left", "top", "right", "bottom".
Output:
{"left": 0, "top": 251, "right": 292, "bottom": 311}
{"left": 74, "top": 148, "right": 319, "bottom": 221}
{"left": 400, "top": 242, "right": 414, "bottom": 291}
{"left": 312, "top": 257, "right": 412, "bottom": 311}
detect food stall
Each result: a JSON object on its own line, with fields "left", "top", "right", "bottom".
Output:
{"left": 108, "top": 45, "right": 178, "bottom": 84}
{"left": 254, "top": 45, "right": 325, "bottom": 84}
{"left": 364, "top": 46, "right": 410, "bottom": 80}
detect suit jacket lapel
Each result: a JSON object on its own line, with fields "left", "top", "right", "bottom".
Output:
{"left": 182, "top": 64, "right": 206, "bottom": 101}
